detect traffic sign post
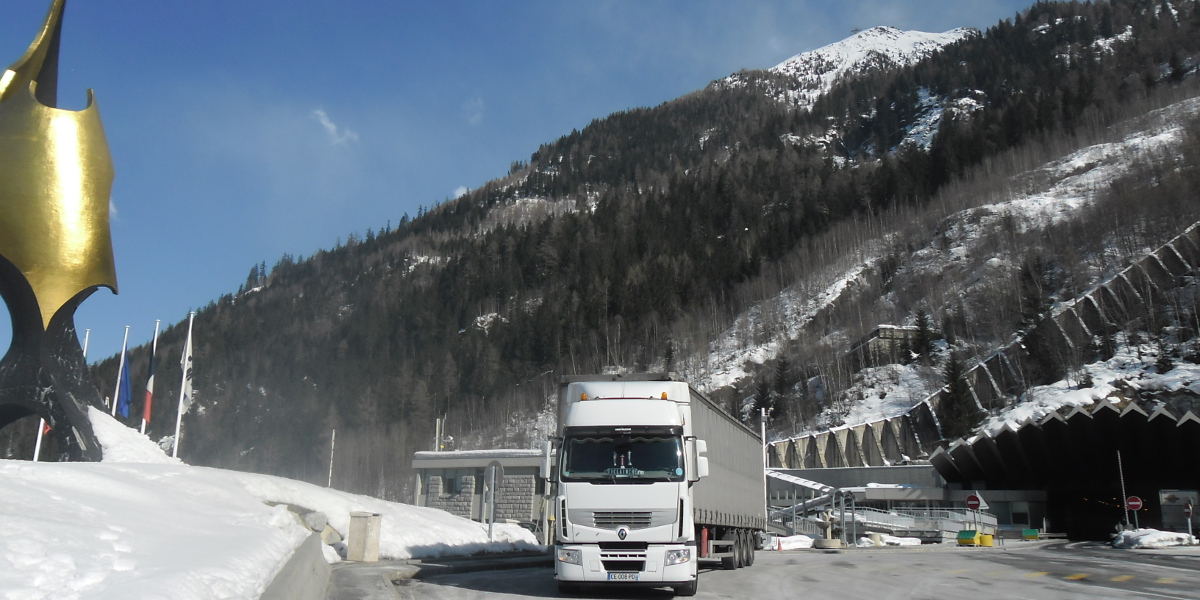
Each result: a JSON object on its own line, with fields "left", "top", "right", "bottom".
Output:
{"left": 966, "top": 493, "right": 988, "bottom": 535}
{"left": 1126, "top": 496, "right": 1143, "bottom": 529}
{"left": 1186, "top": 503, "right": 1194, "bottom": 543}
{"left": 486, "top": 460, "right": 505, "bottom": 541}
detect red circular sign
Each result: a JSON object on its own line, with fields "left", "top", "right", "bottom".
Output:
{"left": 1126, "top": 496, "right": 1143, "bottom": 511}
{"left": 966, "top": 495, "right": 981, "bottom": 510}
{"left": 1185, "top": 503, "right": 1193, "bottom": 519}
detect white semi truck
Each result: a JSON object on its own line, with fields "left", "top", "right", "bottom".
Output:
{"left": 545, "top": 374, "right": 766, "bottom": 596}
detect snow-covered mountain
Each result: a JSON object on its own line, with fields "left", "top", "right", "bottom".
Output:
{"left": 723, "top": 25, "right": 977, "bottom": 110}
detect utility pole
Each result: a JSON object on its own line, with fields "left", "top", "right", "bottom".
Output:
{"left": 327, "top": 429, "right": 336, "bottom": 487}
{"left": 1118, "top": 450, "right": 1130, "bottom": 528}
{"left": 761, "top": 407, "right": 769, "bottom": 526}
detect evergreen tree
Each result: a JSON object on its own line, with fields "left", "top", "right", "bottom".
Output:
{"left": 940, "top": 352, "right": 981, "bottom": 440}
{"left": 912, "top": 308, "right": 935, "bottom": 363}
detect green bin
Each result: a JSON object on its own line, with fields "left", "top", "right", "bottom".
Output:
{"left": 957, "top": 530, "right": 980, "bottom": 546}
{"left": 1022, "top": 528, "right": 1039, "bottom": 540}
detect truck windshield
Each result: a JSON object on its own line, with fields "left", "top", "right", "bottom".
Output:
{"left": 560, "top": 434, "right": 684, "bottom": 483}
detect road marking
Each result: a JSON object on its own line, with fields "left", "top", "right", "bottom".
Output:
{"left": 944, "top": 568, "right": 972, "bottom": 575}
{"left": 1111, "top": 575, "right": 1134, "bottom": 582}
{"left": 1024, "top": 571, "right": 1049, "bottom": 577}
{"left": 1064, "top": 573, "right": 1090, "bottom": 580}
{"left": 1155, "top": 577, "right": 1178, "bottom": 584}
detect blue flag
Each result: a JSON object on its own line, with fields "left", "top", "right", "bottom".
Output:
{"left": 116, "top": 352, "right": 133, "bottom": 418}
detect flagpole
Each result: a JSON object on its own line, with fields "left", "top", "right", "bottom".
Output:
{"left": 111, "top": 326, "right": 130, "bottom": 417}
{"left": 32, "top": 420, "right": 45, "bottom": 462}
{"left": 141, "top": 320, "right": 160, "bottom": 435}
{"left": 173, "top": 312, "right": 195, "bottom": 458}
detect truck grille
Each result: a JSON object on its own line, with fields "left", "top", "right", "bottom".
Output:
{"left": 568, "top": 509, "right": 676, "bottom": 530}
{"left": 593, "top": 511, "right": 652, "bottom": 528}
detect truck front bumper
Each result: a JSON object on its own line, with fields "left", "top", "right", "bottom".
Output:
{"left": 554, "top": 543, "right": 697, "bottom": 586}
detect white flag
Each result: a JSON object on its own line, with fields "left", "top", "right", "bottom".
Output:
{"left": 180, "top": 326, "right": 194, "bottom": 414}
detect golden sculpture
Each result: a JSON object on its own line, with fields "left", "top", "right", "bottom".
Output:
{"left": 0, "top": 0, "right": 114, "bottom": 461}
{"left": 0, "top": 0, "right": 117, "bottom": 330}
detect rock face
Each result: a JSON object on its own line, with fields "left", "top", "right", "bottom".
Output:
{"left": 302, "top": 511, "right": 328, "bottom": 532}
{"left": 321, "top": 524, "right": 343, "bottom": 545}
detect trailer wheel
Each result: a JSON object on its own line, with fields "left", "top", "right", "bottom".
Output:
{"left": 673, "top": 579, "right": 698, "bottom": 596}
{"left": 746, "top": 531, "right": 756, "bottom": 566}
{"left": 736, "top": 529, "right": 748, "bottom": 568}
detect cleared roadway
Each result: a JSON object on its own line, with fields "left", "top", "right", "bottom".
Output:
{"left": 390, "top": 541, "right": 1200, "bottom": 599}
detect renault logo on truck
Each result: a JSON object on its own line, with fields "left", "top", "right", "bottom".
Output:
{"left": 618, "top": 526, "right": 629, "bottom": 540}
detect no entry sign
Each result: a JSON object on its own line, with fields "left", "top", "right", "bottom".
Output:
{"left": 1185, "top": 503, "right": 1193, "bottom": 519}
{"left": 1126, "top": 496, "right": 1144, "bottom": 511}
{"left": 966, "top": 495, "right": 981, "bottom": 510}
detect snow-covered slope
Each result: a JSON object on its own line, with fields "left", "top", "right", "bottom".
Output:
{"left": 0, "top": 409, "right": 539, "bottom": 599}
{"left": 726, "top": 26, "right": 976, "bottom": 110}
{"left": 686, "top": 94, "right": 1200, "bottom": 428}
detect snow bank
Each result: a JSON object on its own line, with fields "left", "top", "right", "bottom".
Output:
{"left": 1112, "top": 528, "right": 1198, "bottom": 549}
{"left": 772, "top": 534, "right": 816, "bottom": 550}
{"left": 89, "top": 406, "right": 182, "bottom": 464}
{"left": 856, "top": 534, "right": 922, "bottom": 547}
{"left": 0, "top": 461, "right": 310, "bottom": 600}
{"left": 0, "top": 409, "right": 540, "bottom": 599}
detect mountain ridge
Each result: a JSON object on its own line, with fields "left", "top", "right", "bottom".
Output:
{"left": 5, "top": 0, "right": 1197, "bottom": 503}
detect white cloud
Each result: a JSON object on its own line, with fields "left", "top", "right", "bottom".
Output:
{"left": 109, "top": 198, "right": 119, "bottom": 222}
{"left": 311, "top": 108, "right": 359, "bottom": 145}
{"left": 462, "top": 97, "right": 484, "bottom": 126}
{"left": 453, "top": 186, "right": 469, "bottom": 198}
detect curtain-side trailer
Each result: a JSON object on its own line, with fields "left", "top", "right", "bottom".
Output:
{"left": 546, "top": 374, "right": 766, "bottom": 596}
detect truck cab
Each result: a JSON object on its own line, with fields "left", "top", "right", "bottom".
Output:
{"left": 549, "top": 376, "right": 763, "bottom": 597}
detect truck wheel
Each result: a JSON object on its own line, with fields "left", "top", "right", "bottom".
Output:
{"left": 673, "top": 579, "right": 698, "bottom": 596}
{"left": 736, "top": 529, "right": 747, "bottom": 568}
{"left": 746, "top": 532, "right": 756, "bottom": 566}
{"left": 557, "top": 581, "right": 580, "bottom": 595}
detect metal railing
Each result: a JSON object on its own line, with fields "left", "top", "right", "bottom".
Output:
{"left": 892, "top": 508, "right": 998, "bottom": 533}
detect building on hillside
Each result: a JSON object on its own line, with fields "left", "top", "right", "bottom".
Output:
{"left": 848, "top": 325, "right": 919, "bottom": 370}
{"left": 411, "top": 449, "right": 547, "bottom": 534}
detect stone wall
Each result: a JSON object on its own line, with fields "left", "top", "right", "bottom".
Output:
{"left": 495, "top": 474, "right": 536, "bottom": 522}
{"left": 423, "top": 472, "right": 477, "bottom": 519}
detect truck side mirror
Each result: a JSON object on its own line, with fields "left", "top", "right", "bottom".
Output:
{"left": 688, "top": 438, "right": 709, "bottom": 482}
{"left": 540, "top": 440, "right": 554, "bottom": 480}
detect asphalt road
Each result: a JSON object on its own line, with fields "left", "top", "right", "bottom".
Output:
{"left": 393, "top": 542, "right": 1200, "bottom": 600}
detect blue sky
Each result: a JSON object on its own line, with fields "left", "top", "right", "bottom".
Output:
{"left": 0, "top": 0, "right": 1034, "bottom": 360}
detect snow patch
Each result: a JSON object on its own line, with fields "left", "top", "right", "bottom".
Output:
{"left": 1112, "top": 528, "right": 1197, "bottom": 549}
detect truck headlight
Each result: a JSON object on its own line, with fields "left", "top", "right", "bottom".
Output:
{"left": 557, "top": 547, "right": 582, "bottom": 565}
{"left": 665, "top": 548, "right": 691, "bottom": 566}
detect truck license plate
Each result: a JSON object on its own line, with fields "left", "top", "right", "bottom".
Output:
{"left": 608, "top": 573, "right": 638, "bottom": 581}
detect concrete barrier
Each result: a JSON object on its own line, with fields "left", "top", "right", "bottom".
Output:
{"left": 261, "top": 533, "right": 331, "bottom": 600}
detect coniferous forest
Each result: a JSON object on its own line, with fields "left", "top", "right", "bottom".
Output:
{"left": 4, "top": 0, "right": 1200, "bottom": 501}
